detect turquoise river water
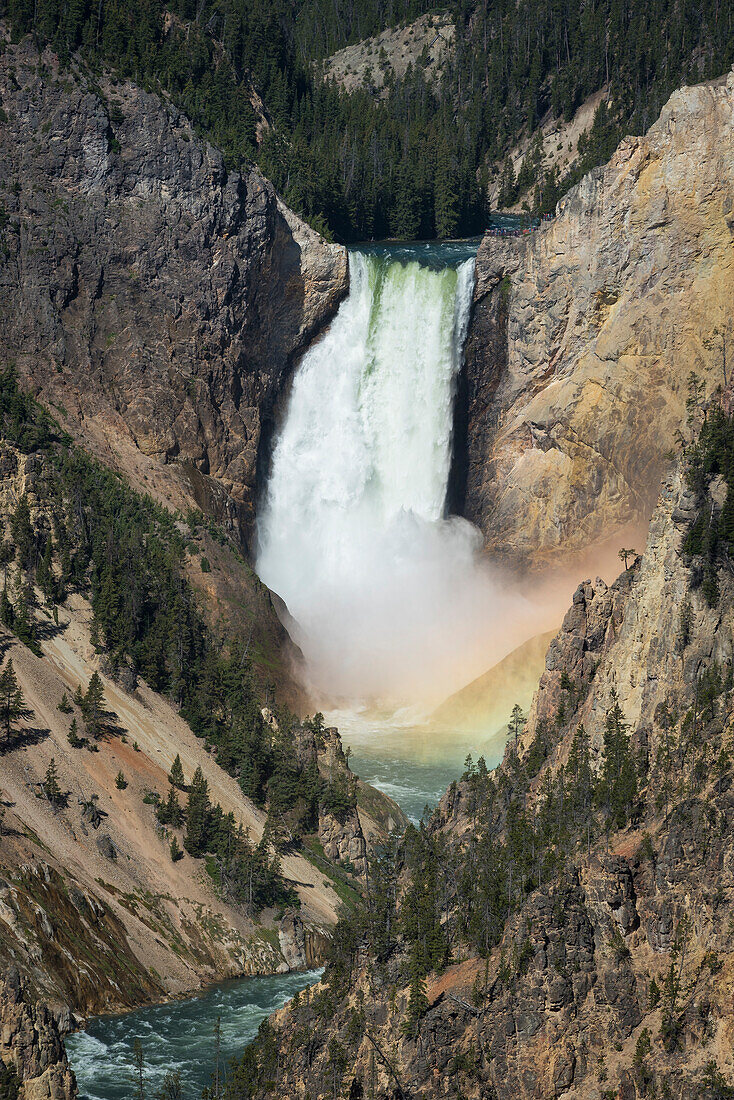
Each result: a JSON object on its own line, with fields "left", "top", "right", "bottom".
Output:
{"left": 65, "top": 970, "right": 323, "bottom": 1100}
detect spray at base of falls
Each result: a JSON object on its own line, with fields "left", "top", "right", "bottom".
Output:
{"left": 256, "top": 246, "right": 549, "bottom": 708}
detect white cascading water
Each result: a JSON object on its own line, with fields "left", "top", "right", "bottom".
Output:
{"left": 257, "top": 249, "right": 528, "bottom": 707}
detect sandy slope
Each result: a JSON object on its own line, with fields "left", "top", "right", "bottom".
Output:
{"left": 430, "top": 630, "right": 555, "bottom": 736}
{"left": 0, "top": 595, "right": 340, "bottom": 1013}
{"left": 320, "top": 13, "right": 454, "bottom": 94}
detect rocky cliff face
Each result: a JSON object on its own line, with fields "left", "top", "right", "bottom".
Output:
{"left": 318, "top": 806, "right": 368, "bottom": 877}
{"left": 519, "top": 465, "right": 733, "bottom": 762}
{"left": 292, "top": 725, "right": 407, "bottom": 878}
{"left": 0, "top": 30, "right": 348, "bottom": 702}
{"left": 0, "top": 967, "right": 77, "bottom": 1100}
{"left": 458, "top": 68, "right": 734, "bottom": 571}
{"left": 0, "top": 32, "right": 347, "bottom": 552}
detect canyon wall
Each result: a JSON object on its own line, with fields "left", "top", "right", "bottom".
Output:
{"left": 0, "top": 594, "right": 397, "bottom": 1017}
{"left": 0, "top": 32, "right": 347, "bottom": 551}
{"left": 0, "top": 30, "right": 349, "bottom": 699}
{"left": 0, "top": 351, "right": 408, "bottom": 1020}
{"left": 0, "top": 612, "right": 336, "bottom": 1016}
{"left": 521, "top": 469, "right": 730, "bottom": 760}
{"left": 459, "top": 68, "right": 734, "bottom": 571}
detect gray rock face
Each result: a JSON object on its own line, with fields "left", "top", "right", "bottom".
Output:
{"left": 524, "top": 567, "right": 632, "bottom": 756}
{"left": 318, "top": 806, "right": 368, "bottom": 877}
{"left": 277, "top": 910, "right": 331, "bottom": 971}
{"left": 317, "top": 728, "right": 369, "bottom": 877}
{"left": 536, "top": 468, "right": 732, "bottom": 752}
{"left": 0, "top": 967, "right": 77, "bottom": 1100}
{"left": 510, "top": 460, "right": 734, "bottom": 786}
{"left": 0, "top": 36, "right": 348, "bottom": 548}
{"left": 459, "top": 68, "right": 734, "bottom": 571}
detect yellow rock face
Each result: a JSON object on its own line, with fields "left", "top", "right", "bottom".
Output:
{"left": 462, "top": 69, "right": 734, "bottom": 572}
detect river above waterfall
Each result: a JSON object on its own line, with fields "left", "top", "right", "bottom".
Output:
{"left": 66, "top": 970, "right": 323, "bottom": 1100}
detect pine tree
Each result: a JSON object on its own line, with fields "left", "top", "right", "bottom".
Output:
{"left": 156, "top": 1070, "right": 182, "bottom": 1100}
{"left": 82, "top": 672, "right": 107, "bottom": 739}
{"left": 390, "top": 164, "right": 421, "bottom": 240}
{"left": 433, "top": 143, "right": 459, "bottom": 239}
{"left": 402, "top": 956, "right": 429, "bottom": 1037}
{"left": 169, "top": 836, "right": 183, "bottom": 863}
{"left": 57, "top": 691, "right": 73, "bottom": 714}
{"left": 0, "top": 659, "right": 31, "bottom": 747}
{"left": 168, "top": 753, "right": 185, "bottom": 790}
{"left": 599, "top": 693, "right": 638, "bottom": 829}
{"left": 184, "top": 765, "right": 211, "bottom": 856}
{"left": 36, "top": 537, "right": 55, "bottom": 601}
{"left": 0, "top": 586, "right": 13, "bottom": 629}
{"left": 116, "top": 770, "right": 127, "bottom": 790}
{"left": 158, "top": 787, "right": 183, "bottom": 828}
{"left": 498, "top": 157, "right": 517, "bottom": 208}
{"left": 0, "top": 541, "right": 13, "bottom": 584}
{"left": 13, "top": 583, "right": 40, "bottom": 654}
{"left": 618, "top": 547, "right": 637, "bottom": 570}
{"left": 10, "top": 495, "right": 34, "bottom": 573}
{"left": 67, "top": 717, "right": 83, "bottom": 747}
{"left": 508, "top": 703, "right": 525, "bottom": 751}
{"left": 325, "top": 1038, "right": 348, "bottom": 1099}
{"left": 43, "top": 757, "right": 65, "bottom": 807}
{"left": 567, "top": 724, "right": 593, "bottom": 829}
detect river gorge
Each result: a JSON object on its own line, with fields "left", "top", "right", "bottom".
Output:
{"left": 2, "top": 26, "right": 733, "bottom": 1097}
{"left": 66, "top": 238, "right": 531, "bottom": 1098}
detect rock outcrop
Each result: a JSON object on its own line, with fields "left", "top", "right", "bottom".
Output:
{"left": 0, "top": 967, "right": 77, "bottom": 1100}
{"left": 0, "top": 32, "right": 348, "bottom": 551}
{"left": 521, "top": 465, "right": 734, "bottom": 760}
{"left": 458, "top": 68, "right": 734, "bottom": 571}
{"left": 294, "top": 724, "right": 406, "bottom": 877}
{"left": 277, "top": 911, "right": 330, "bottom": 972}
{"left": 318, "top": 807, "right": 368, "bottom": 877}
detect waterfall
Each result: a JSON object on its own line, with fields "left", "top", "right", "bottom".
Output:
{"left": 256, "top": 247, "right": 521, "bottom": 707}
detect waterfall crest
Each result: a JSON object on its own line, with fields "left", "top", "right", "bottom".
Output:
{"left": 256, "top": 247, "right": 518, "bottom": 706}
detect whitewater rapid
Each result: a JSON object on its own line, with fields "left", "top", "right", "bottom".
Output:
{"left": 256, "top": 247, "right": 528, "bottom": 706}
